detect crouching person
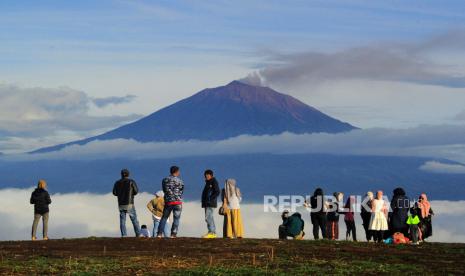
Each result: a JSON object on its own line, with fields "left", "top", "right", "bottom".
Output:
{"left": 279, "top": 212, "right": 305, "bottom": 240}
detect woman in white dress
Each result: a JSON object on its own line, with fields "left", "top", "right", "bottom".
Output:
{"left": 369, "top": 190, "right": 389, "bottom": 243}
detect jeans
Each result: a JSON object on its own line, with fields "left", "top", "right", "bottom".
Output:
{"left": 119, "top": 206, "right": 141, "bottom": 237}
{"left": 204, "top": 207, "right": 216, "bottom": 234}
{"left": 153, "top": 216, "right": 170, "bottom": 237}
{"left": 32, "top": 212, "right": 49, "bottom": 238}
{"left": 158, "top": 204, "right": 182, "bottom": 236}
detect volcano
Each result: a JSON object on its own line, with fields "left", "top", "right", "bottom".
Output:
{"left": 33, "top": 81, "right": 356, "bottom": 153}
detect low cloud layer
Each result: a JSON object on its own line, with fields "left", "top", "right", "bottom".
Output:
{"left": 9, "top": 124, "right": 465, "bottom": 163}
{"left": 420, "top": 161, "right": 465, "bottom": 174}
{"left": 1, "top": 188, "right": 464, "bottom": 242}
{"left": 0, "top": 84, "right": 141, "bottom": 152}
{"left": 241, "top": 30, "right": 465, "bottom": 89}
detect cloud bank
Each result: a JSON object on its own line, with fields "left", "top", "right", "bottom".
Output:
{"left": 420, "top": 161, "right": 465, "bottom": 174}
{"left": 0, "top": 84, "right": 141, "bottom": 152}
{"left": 1, "top": 188, "right": 464, "bottom": 242}
{"left": 8, "top": 124, "right": 465, "bottom": 163}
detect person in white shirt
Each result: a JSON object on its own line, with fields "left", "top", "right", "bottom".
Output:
{"left": 221, "top": 179, "right": 244, "bottom": 238}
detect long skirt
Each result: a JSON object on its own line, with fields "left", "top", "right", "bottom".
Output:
{"left": 223, "top": 209, "right": 244, "bottom": 238}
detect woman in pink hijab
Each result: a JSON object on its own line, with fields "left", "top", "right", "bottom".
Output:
{"left": 416, "top": 193, "right": 434, "bottom": 240}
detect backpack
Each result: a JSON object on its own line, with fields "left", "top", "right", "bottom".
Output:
{"left": 393, "top": 232, "right": 410, "bottom": 244}
{"left": 406, "top": 215, "right": 420, "bottom": 225}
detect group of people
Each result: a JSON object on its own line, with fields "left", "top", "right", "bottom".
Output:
{"left": 279, "top": 187, "right": 434, "bottom": 245}
{"left": 112, "top": 166, "right": 244, "bottom": 239}
{"left": 29, "top": 170, "right": 433, "bottom": 245}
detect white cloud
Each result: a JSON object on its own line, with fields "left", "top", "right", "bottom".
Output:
{"left": 0, "top": 84, "right": 141, "bottom": 152}
{"left": 420, "top": 161, "right": 465, "bottom": 174}
{"left": 1, "top": 188, "right": 464, "bottom": 242}
{"left": 7, "top": 124, "right": 465, "bottom": 163}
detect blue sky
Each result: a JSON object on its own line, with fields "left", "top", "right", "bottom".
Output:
{"left": 0, "top": 0, "right": 465, "bottom": 152}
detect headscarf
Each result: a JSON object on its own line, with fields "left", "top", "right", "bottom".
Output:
{"left": 155, "top": 190, "right": 164, "bottom": 198}
{"left": 418, "top": 193, "right": 431, "bottom": 218}
{"left": 225, "top": 178, "right": 241, "bottom": 200}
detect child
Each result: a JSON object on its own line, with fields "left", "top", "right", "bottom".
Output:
{"left": 140, "top": 225, "right": 151, "bottom": 238}
{"left": 344, "top": 196, "right": 357, "bottom": 241}
{"left": 147, "top": 191, "right": 170, "bottom": 237}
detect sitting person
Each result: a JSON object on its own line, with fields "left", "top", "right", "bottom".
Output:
{"left": 140, "top": 225, "right": 151, "bottom": 238}
{"left": 279, "top": 211, "right": 305, "bottom": 240}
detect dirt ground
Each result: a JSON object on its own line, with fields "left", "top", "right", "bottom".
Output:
{"left": 0, "top": 237, "right": 464, "bottom": 275}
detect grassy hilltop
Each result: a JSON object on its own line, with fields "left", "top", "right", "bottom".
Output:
{"left": 1, "top": 237, "right": 464, "bottom": 275}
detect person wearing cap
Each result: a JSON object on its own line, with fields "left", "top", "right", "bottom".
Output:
{"left": 113, "top": 169, "right": 141, "bottom": 237}
{"left": 147, "top": 190, "right": 170, "bottom": 237}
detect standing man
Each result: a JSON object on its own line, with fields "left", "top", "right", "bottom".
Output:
{"left": 157, "top": 166, "right": 184, "bottom": 238}
{"left": 113, "top": 169, "right": 141, "bottom": 237}
{"left": 201, "top": 169, "right": 220, "bottom": 238}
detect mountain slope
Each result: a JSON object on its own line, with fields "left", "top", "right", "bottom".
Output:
{"left": 33, "top": 81, "right": 356, "bottom": 153}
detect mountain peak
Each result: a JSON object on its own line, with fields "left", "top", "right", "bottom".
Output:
{"left": 32, "top": 81, "right": 356, "bottom": 153}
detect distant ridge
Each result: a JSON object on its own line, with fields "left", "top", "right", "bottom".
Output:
{"left": 32, "top": 81, "right": 356, "bottom": 153}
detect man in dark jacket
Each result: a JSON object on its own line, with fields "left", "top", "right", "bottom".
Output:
{"left": 309, "top": 188, "right": 327, "bottom": 239}
{"left": 157, "top": 165, "right": 184, "bottom": 238}
{"left": 30, "top": 180, "right": 52, "bottom": 240}
{"left": 201, "top": 169, "right": 220, "bottom": 238}
{"left": 390, "top": 187, "right": 410, "bottom": 236}
{"left": 113, "top": 169, "right": 141, "bottom": 237}
{"left": 279, "top": 212, "right": 305, "bottom": 240}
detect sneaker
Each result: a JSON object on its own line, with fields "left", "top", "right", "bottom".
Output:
{"left": 31, "top": 237, "right": 37, "bottom": 241}
{"left": 156, "top": 235, "right": 163, "bottom": 238}
{"left": 43, "top": 237, "right": 49, "bottom": 241}
{"left": 202, "top": 233, "right": 217, "bottom": 239}
{"left": 170, "top": 234, "right": 177, "bottom": 239}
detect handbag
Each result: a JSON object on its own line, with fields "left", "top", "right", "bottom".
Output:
{"left": 219, "top": 191, "right": 229, "bottom": 216}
